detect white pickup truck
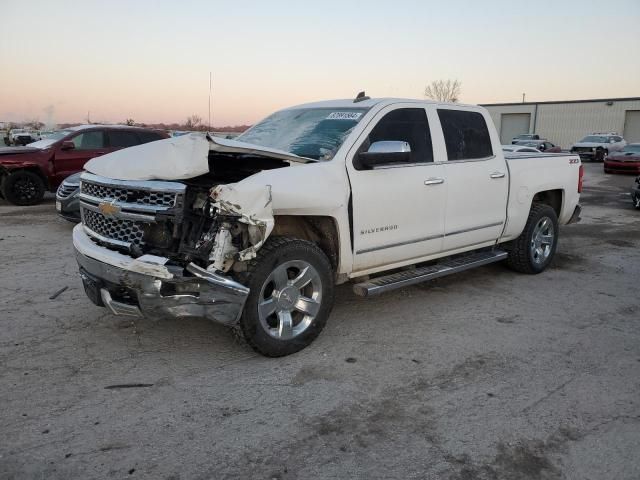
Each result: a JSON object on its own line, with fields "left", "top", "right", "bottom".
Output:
{"left": 72, "top": 96, "right": 583, "bottom": 356}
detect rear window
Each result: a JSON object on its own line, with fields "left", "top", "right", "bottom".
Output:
{"left": 437, "top": 109, "right": 493, "bottom": 160}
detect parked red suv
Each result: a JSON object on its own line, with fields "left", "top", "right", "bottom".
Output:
{"left": 0, "top": 125, "right": 169, "bottom": 205}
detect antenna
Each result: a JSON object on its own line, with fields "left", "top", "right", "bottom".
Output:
{"left": 354, "top": 91, "right": 370, "bottom": 103}
{"left": 208, "top": 72, "right": 212, "bottom": 131}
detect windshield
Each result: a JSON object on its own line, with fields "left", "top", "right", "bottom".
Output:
{"left": 516, "top": 134, "right": 533, "bottom": 139}
{"left": 28, "top": 130, "right": 73, "bottom": 149}
{"left": 237, "top": 107, "right": 370, "bottom": 160}
{"left": 580, "top": 135, "right": 607, "bottom": 143}
{"left": 622, "top": 144, "right": 640, "bottom": 153}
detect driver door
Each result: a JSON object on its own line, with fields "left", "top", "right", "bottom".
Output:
{"left": 346, "top": 105, "right": 446, "bottom": 273}
{"left": 53, "top": 129, "right": 108, "bottom": 186}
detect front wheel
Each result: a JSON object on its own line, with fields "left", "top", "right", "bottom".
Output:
{"left": 2, "top": 171, "right": 46, "bottom": 206}
{"left": 505, "top": 203, "right": 559, "bottom": 274}
{"left": 236, "top": 237, "right": 335, "bottom": 357}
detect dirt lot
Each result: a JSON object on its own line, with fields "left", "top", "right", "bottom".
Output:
{"left": 1, "top": 163, "right": 639, "bottom": 479}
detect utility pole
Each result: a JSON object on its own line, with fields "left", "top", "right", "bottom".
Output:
{"left": 522, "top": 93, "right": 526, "bottom": 103}
{"left": 208, "top": 72, "right": 212, "bottom": 132}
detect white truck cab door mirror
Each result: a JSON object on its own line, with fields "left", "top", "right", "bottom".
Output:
{"left": 358, "top": 141, "right": 412, "bottom": 169}
{"left": 367, "top": 140, "right": 411, "bottom": 153}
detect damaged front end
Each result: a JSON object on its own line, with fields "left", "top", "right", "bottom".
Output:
{"left": 74, "top": 141, "right": 286, "bottom": 324}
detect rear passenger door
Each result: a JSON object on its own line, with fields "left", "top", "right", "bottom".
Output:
{"left": 436, "top": 108, "right": 508, "bottom": 251}
{"left": 107, "top": 130, "right": 140, "bottom": 151}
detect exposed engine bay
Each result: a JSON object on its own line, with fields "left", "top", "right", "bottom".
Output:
{"left": 135, "top": 153, "right": 285, "bottom": 273}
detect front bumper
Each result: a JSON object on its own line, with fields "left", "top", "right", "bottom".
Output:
{"left": 73, "top": 224, "right": 249, "bottom": 325}
{"left": 56, "top": 189, "right": 81, "bottom": 222}
{"left": 603, "top": 160, "right": 640, "bottom": 174}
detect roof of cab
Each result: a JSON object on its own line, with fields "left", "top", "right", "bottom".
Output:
{"left": 66, "top": 124, "right": 151, "bottom": 131}
{"left": 283, "top": 97, "right": 478, "bottom": 110}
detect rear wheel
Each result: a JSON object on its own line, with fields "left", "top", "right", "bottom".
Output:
{"left": 505, "top": 203, "right": 559, "bottom": 274}
{"left": 2, "top": 171, "right": 46, "bottom": 206}
{"left": 236, "top": 236, "right": 335, "bottom": 357}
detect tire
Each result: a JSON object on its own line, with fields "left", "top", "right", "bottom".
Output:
{"left": 2, "top": 170, "right": 46, "bottom": 206}
{"left": 595, "top": 148, "right": 607, "bottom": 162}
{"left": 505, "top": 203, "right": 559, "bottom": 274}
{"left": 235, "top": 236, "right": 335, "bottom": 357}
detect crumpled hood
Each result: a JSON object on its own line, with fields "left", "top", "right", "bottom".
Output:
{"left": 0, "top": 147, "right": 42, "bottom": 156}
{"left": 84, "top": 133, "right": 312, "bottom": 181}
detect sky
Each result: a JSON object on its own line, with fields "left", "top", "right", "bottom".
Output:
{"left": 1, "top": 0, "right": 639, "bottom": 127}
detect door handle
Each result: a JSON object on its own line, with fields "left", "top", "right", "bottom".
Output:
{"left": 490, "top": 172, "right": 505, "bottom": 179}
{"left": 424, "top": 178, "right": 444, "bottom": 186}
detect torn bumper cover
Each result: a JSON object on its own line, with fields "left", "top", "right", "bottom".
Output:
{"left": 73, "top": 225, "right": 249, "bottom": 324}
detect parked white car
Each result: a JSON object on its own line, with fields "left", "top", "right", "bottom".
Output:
{"left": 571, "top": 133, "right": 626, "bottom": 161}
{"left": 502, "top": 144, "right": 541, "bottom": 153}
{"left": 511, "top": 133, "right": 540, "bottom": 144}
{"left": 71, "top": 96, "right": 583, "bottom": 356}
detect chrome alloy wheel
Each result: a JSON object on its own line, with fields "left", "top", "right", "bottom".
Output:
{"left": 530, "top": 216, "right": 555, "bottom": 265}
{"left": 257, "top": 260, "right": 322, "bottom": 340}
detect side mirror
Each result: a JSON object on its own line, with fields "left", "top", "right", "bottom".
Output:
{"left": 61, "top": 140, "right": 75, "bottom": 150}
{"left": 358, "top": 141, "right": 411, "bottom": 169}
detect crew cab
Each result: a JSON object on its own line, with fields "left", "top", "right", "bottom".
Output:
{"left": 0, "top": 125, "right": 168, "bottom": 205}
{"left": 72, "top": 97, "right": 583, "bottom": 357}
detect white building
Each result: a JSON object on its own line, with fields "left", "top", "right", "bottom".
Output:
{"left": 481, "top": 97, "right": 640, "bottom": 148}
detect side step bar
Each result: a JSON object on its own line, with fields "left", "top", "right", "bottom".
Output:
{"left": 353, "top": 250, "right": 508, "bottom": 297}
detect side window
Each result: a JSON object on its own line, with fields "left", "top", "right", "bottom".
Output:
{"left": 71, "top": 131, "right": 106, "bottom": 150}
{"left": 613, "top": 136, "right": 622, "bottom": 143}
{"left": 109, "top": 131, "right": 140, "bottom": 148}
{"left": 437, "top": 109, "right": 493, "bottom": 160}
{"left": 137, "top": 131, "right": 164, "bottom": 144}
{"left": 364, "top": 108, "right": 433, "bottom": 165}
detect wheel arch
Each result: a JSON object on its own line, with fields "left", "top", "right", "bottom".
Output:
{"left": 532, "top": 189, "right": 563, "bottom": 219}
{"left": 271, "top": 215, "right": 341, "bottom": 277}
{"left": 0, "top": 164, "right": 50, "bottom": 190}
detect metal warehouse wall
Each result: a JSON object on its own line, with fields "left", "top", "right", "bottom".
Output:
{"left": 483, "top": 99, "right": 640, "bottom": 148}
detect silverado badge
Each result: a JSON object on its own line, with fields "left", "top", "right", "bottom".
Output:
{"left": 98, "top": 201, "right": 120, "bottom": 217}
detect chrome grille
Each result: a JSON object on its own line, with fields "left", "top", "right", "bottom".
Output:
{"left": 81, "top": 182, "right": 177, "bottom": 207}
{"left": 57, "top": 183, "right": 78, "bottom": 198}
{"left": 83, "top": 209, "right": 146, "bottom": 247}
{"left": 79, "top": 173, "right": 185, "bottom": 250}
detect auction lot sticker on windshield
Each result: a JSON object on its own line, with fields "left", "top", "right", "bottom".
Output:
{"left": 327, "top": 112, "right": 362, "bottom": 120}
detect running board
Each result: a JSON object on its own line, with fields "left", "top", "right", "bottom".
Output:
{"left": 353, "top": 250, "right": 508, "bottom": 297}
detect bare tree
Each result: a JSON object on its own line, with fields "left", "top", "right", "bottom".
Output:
{"left": 424, "top": 79, "right": 461, "bottom": 103}
{"left": 125, "top": 118, "right": 135, "bottom": 126}
{"left": 185, "top": 114, "right": 202, "bottom": 130}
{"left": 25, "top": 118, "right": 45, "bottom": 130}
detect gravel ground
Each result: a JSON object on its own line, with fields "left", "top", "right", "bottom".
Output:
{"left": 1, "top": 163, "right": 639, "bottom": 479}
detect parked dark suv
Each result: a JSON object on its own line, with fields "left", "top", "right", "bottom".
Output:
{"left": 0, "top": 125, "right": 168, "bottom": 206}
